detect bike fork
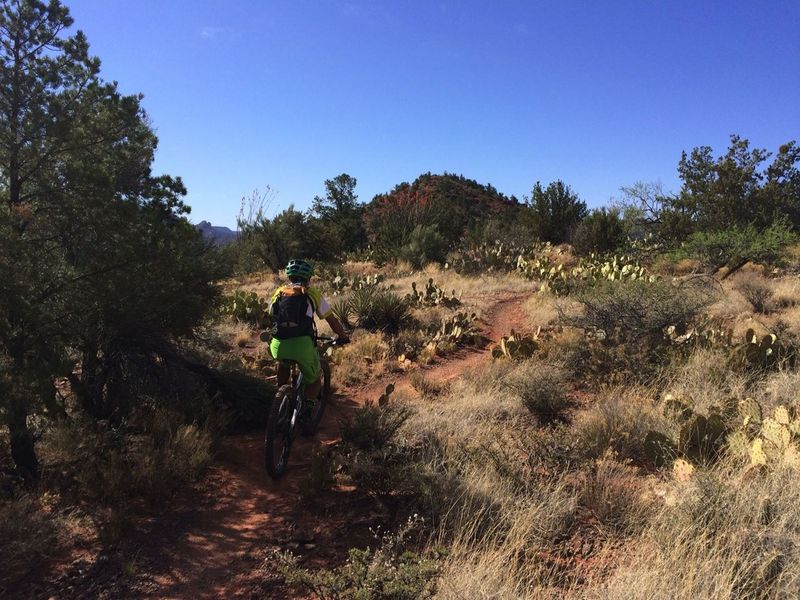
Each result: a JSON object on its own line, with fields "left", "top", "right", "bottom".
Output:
{"left": 290, "top": 373, "right": 305, "bottom": 428}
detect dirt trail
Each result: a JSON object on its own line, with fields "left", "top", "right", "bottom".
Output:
{"left": 125, "top": 292, "right": 533, "bottom": 599}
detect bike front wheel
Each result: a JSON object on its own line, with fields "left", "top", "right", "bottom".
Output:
{"left": 265, "top": 384, "right": 295, "bottom": 478}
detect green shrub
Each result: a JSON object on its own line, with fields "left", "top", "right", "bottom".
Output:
{"left": 682, "top": 220, "right": 797, "bottom": 273}
{"left": 571, "top": 279, "right": 713, "bottom": 346}
{"left": 572, "top": 208, "right": 627, "bottom": 256}
{"left": 399, "top": 224, "right": 449, "bottom": 268}
{"left": 339, "top": 399, "right": 419, "bottom": 500}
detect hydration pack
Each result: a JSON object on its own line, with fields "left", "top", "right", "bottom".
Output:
{"left": 271, "top": 285, "right": 315, "bottom": 339}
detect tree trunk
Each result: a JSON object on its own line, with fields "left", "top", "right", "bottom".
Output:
{"left": 7, "top": 394, "right": 39, "bottom": 484}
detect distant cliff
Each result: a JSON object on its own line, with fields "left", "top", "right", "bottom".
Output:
{"left": 197, "top": 221, "right": 239, "bottom": 246}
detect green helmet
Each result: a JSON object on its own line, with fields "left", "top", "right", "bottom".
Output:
{"left": 285, "top": 258, "right": 313, "bottom": 281}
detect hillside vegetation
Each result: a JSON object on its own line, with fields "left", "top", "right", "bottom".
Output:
{"left": 2, "top": 1, "right": 800, "bottom": 598}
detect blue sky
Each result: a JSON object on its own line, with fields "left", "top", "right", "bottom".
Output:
{"left": 66, "top": 0, "right": 799, "bottom": 228}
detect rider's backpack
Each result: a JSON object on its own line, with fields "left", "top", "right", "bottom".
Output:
{"left": 271, "top": 285, "right": 315, "bottom": 339}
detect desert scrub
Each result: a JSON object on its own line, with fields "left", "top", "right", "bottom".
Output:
{"left": 659, "top": 347, "right": 749, "bottom": 416}
{"left": 40, "top": 410, "right": 212, "bottom": 507}
{"left": 734, "top": 273, "right": 775, "bottom": 314}
{"left": 280, "top": 517, "right": 441, "bottom": 599}
{"left": 591, "top": 460, "right": 800, "bottom": 599}
{"left": 504, "top": 360, "right": 571, "bottom": 422}
{"left": 0, "top": 493, "right": 73, "bottom": 587}
{"left": 331, "top": 331, "right": 389, "bottom": 386}
{"left": 570, "top": 278, "right": 713, "bottom": 345}
{"left": 574, "top": 388, "right": 668, "bottom": 463}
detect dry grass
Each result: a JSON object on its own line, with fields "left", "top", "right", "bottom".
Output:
{"left": 331, "top": 331, "right": 389, "bottom": 386}
{"left": 232, "top": 321, "right": 253, "bottom": 348}
{"left": 661, "top": 348, "right": 749, "bottom": 414}
{"left": 523, "top": 291, "right": 560, "bottom": 328}
{"left": 573, "top": 388, "right": 667, "bottom": 462}
{"left": 587, "top": 460, "right": 800, "bottom": 599}
{"left": 409, "top": 372, "right": 448, "bottom": 399}
{"left": 0, "top": 494, "right": 77, "bottom": 587}
{"left": 575, "top": 454, "right": 653, "bottom": 537}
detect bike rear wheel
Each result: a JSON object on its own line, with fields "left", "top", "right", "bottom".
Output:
{"left": 265, "top": 384, "right": 295, "bottom": 478}
{"left": 300, "top": 359, "right": 331, "bottom": 436}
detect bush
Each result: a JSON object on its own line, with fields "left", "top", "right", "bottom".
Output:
{"left": 339, "top": 399, "right": 421, "bottom": 501}
{"left": 682, "top": 220, "right": 797, "bottom": 273}
{"left": 572, "top": 208, "right": 627, "bottom": 256}
{"left": 505, "top": 361, "right": 571, "bottom": 422}
{"left": 280, "top": 517, "right": 440, "bottom": 599}
{"left": 571, "top": 279, "right": 713, "bottom": 346}
{"left": 735, "top": 275, "right": 774, "bottom": 314}
{"left": 399, "top": 224, "right": 449, "bottom": 269}
{"left": 41, "top": 410, "right": 213, "bottom": 508}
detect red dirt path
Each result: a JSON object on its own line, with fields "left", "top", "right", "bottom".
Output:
{"left": 27, "top": 292, "right": 533, "bottom": 599}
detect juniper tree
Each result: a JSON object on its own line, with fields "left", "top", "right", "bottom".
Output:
{"left": 0, "top": 0, "right": 217, "bottom": 481}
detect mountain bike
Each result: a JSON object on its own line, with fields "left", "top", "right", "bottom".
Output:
{"left": 265, "top": 336, "right": 345, "bottom": 479}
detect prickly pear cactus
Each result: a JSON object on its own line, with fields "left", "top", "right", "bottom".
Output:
{"left": 731, "top": 329, "right": 794, "bottom": 372}
{"left": 679, "top": 414, "right": 727, "bottom": 463}
{"left": 644, "top": 431, "right": 677, "bottom": 467}
{"left": 738, "top": 397, "right": 763, "bottom": 430}
{"left": 491, "top": 329, "right": 540, "bottom": 360}
{"left": 377, "top": 383, "right": 395, "bottom": 407}
{"left": 748, "top": 406, "right": 800, "bottom": 469}
{"left": 408, "top": 278, "right": 462, "bottom": 308}
{"left": 662, "top": 395, "right": 694, "bottom": 422}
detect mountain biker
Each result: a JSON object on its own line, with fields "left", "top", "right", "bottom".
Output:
{"left": 269, "top": 259, "right": 349, "bottom": 408}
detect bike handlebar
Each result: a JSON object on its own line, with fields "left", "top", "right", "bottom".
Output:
{"left": 316, "top": 335, "right": 350, "bottom": 346}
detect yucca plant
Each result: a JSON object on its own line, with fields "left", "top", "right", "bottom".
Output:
{"left": 350, "top": 286, "right": 411, "bottom": 333}
{"left": 329, "top": 295, "right": 353, "bottom": 330}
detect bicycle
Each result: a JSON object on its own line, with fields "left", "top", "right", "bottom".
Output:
{"left": 265, "top": 335, "right": 346, "bottom": 479}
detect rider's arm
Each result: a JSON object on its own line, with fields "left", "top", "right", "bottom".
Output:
{"left": 325, "top": 314, "right": 348, "bottom": 339}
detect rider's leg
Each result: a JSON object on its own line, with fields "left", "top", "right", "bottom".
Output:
{"left": 305, "top": 377, "right": 321, "bottom": 401}
{"left": 276, "top": 362, "right": 290, "bottom": 386}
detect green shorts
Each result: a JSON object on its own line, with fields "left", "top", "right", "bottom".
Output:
{"left": 270, "top": 336, "right": 321, "bottom": 384}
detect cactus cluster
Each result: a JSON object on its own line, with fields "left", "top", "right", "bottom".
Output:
{"left": 748, "top": 405, "right": 800, "bottom": 468}
{"left": 446, "top": 241, "right": 556, "bottom": 274}
{"left": 328, "top": 273, "right": 385, "bottom": 296}
{"left": 730, "top": 328, "right": 793, "bottom": 372}
{"left": 644, "top": 395, "right": 800, "bottom": 471}
{"left": 491, "top": 329, "right": 540, "bottom": 360}
{"left": 429, "top": 312, "right": 478, "bottom": 346}
{"left": 220, "top": 291, "right": 271, "bottom": 327}
{"left": 407, "top": 278, "right": 462, "bottom": 308}
{"left": 517, "top": 252, "right": 655, "bottom": 295}
{"left": 663, "top": 319, "right": 733, "bottom": 348}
